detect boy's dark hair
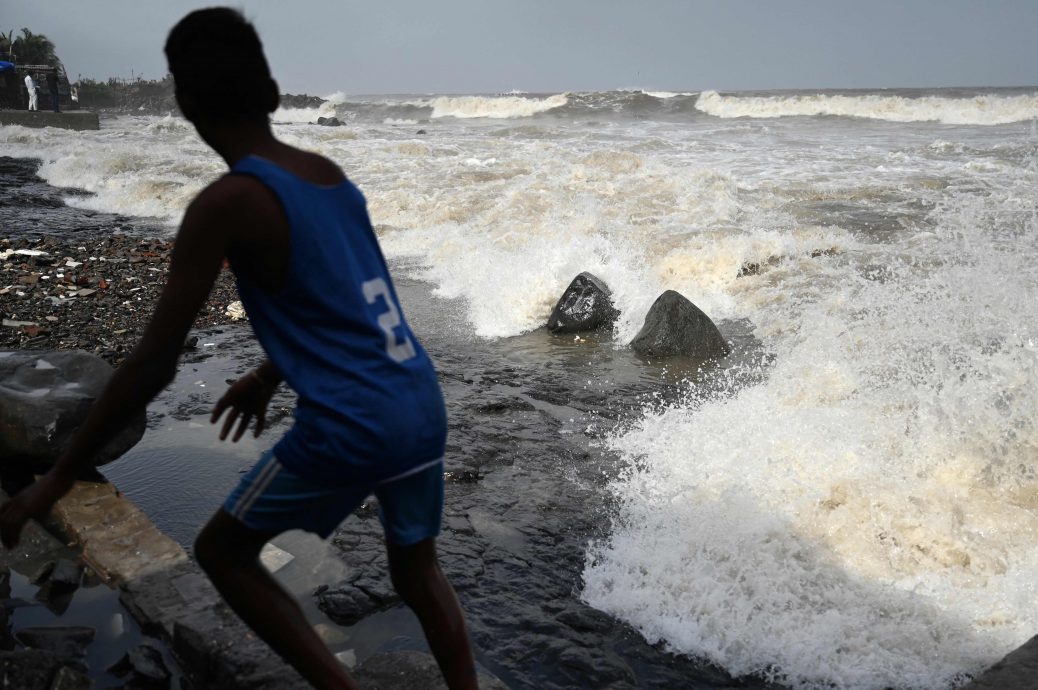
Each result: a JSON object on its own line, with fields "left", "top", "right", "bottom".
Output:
{"left": 165, "top": 7, "right": 277, "bottom": 123}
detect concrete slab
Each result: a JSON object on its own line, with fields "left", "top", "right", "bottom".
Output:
{"left": 0, "top": 110, "right": 100, "bottom": 131}
{"left": 45, "top": 479, "right": 187, "bottom": 582}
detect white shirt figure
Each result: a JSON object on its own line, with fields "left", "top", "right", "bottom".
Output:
{"left": 24, "top": 75, "right": 37, "bottom": 111}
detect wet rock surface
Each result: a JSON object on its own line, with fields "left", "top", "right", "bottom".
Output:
{"left": 354, "top": 650, "right": 509, "bottom": 690}
{"left": 0, "top": 648, "right": 92, "bottom": 689}
{"left": 546, "top": 272, "right": 619, "bottom": 334}
{"left": 108, "top": 643, "right": 172, "bottom": 686}
{"left": 630, "top": 289, "right": 731, "bottom": 359}
{"left": 0, "top": 350, "right": 146, "bottom": 473}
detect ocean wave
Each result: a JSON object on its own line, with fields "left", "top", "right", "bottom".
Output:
{"left": 428, "top": 94, "right": 568, "bottom": 119}
{"left": 271, "top": 101, "right": 340, "bottom": 124}
{"left": 695, "top": 89, "right": 1038, "bottom": 125}
{"left": 644, "top": 90, "right": 696, "bottom": 99}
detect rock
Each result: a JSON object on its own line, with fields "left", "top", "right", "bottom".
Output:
{"left": 314, "top": 583, "right": 385, "bottom": 625}
{"left": 546, "top": 272, "right": 619, "bottom": 334}
{"left": 0, "top": 649, "right": 89, "bottom": 690}
{"left": 316, "top": 116, "right": 343, "bottom": 127}
{"left": 15, "top": 626, "right": 95, "bottom": 658}
{"left": 963, "top": 633, "right": 1038, "bottom": 689}
{"left": 225, "top": 301, "right": 246, "bottom": 320}
{"left": 0, "top": 350, "right": 146, "bottom": 473}
{"left": 108, "top": 643, "right": 171, "bottom": 685}
{"left": 46, "top": 559, "right": 83, "bottom": 594}
{"left": 48, "top": 665, "right": 92, "bottom": 690}
{"left": 353, "top": 650, "right": 509, "bottom": 690}
{"left": 416, "top": 129, "right": 427, "bottom": 135}
{"left": 280, "top": 93, "right": 326, "bottom": 109}
{"left": 629, "top": 290, "right": 730, "bottom": 359}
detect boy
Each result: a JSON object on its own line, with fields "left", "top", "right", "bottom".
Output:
{"left": 0, "top": 8, "right": 477, "bottom": 690}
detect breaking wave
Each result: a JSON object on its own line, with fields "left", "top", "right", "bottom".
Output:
{"left": 427, "top": 93, "right": 569, "bottom": 119}
{"left": 695, "top": 90, "right": 1038, "bottom": 125}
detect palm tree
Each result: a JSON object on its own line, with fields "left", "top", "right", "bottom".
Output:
{"left": 0, "top": 30, "right": 15, "bottom": 60}
{"left": 12, "top": 28, "right": 58, "bottom": 65}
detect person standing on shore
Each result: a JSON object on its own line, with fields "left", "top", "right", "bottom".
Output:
{"left": 23, "top": 73, "right": 36, "bottom": 111}
{"left": 0, "top": 8, "right": 478, "bottom": 690}
{"left": 45, "top": 69, "right": 59, "bottom": 112}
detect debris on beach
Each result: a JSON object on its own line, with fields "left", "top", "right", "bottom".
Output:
{"left": 0, "top": 236, "right": 241, "bottom": 365}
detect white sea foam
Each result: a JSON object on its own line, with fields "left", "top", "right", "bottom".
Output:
{"left": 322, "top": 91, "right": 349, "bottom": 104}
{"left": 428, "top": 93, "right": 568, "bottom": 119}
{"left": 696, "top": 89, "right": 1038, "bottom": 125}
{"left": 272, "top": 100, "right": 339, "bottom": 124}
{"left": 644, "top": 90, "right": 695, "bottom": 99}
{"left": 583, "top": 185, "right": 1038, "bottom": 688}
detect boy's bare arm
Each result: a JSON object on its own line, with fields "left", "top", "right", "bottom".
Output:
{"left": 0, "top": 181, "right": 236, "bottom": 547}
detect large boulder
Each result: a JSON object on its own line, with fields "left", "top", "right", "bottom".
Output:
{"left": 316, "top": 116, "right": 343, "bottom": 127}
{"left": 546, "top": 272, "right": 620, "bottom": 334}
{"left": 630, "top": 290, "right": 730, "bottom": 359}
{"left": 0, "top": 351, "right": 145, "bottom": 474}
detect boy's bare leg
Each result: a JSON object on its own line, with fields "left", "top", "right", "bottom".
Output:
{"left": 195, "top": 510, "right": 359, "bottom": 690}
{"left": 387, "top": 538, "right": 478, "bottom": 690}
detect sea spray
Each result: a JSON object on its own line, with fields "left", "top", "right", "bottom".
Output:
{"left": 582, "top": 181, "right": 1038, "bottom": 688}
{"left": 695, "top": 89, "right": 1038, "bottom": 125}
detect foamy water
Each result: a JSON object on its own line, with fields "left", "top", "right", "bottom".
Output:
{"left": 2, "top": 87, "right": 1037, "bottom": 688}
{"left": 695, "top": 89, "right": 1038, "bottom": 125}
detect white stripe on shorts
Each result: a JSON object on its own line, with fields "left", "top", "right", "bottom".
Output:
{"left": 374, "top": 456, "right": 444, "bottom": 487}
{"left": 231, "top": 454, "right": 283, "bottom": 520}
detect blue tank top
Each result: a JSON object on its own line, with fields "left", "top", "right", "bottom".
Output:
{"left": 228, "top": 155, "right": 446, "bottom": 484}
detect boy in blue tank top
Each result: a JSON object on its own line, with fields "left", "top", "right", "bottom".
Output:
{"left": 0, "top": 8, "right": 477, "bottom": 690}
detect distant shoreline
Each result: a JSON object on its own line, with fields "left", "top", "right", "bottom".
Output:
{"left": 71, "top": 76, "right": 325, "bottom": 116}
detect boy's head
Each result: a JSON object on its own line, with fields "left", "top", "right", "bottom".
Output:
{"left": 165, "top": 7, "right": 278, "bottom": 125}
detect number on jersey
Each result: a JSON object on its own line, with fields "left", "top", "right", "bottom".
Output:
{"left": 362, "top": 277, "right": 417, "bottom": 363}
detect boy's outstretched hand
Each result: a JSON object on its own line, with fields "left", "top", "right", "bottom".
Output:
{"left": 211, "top": 369, "right": 277, "bottom": 442}
{"left": 0, "top": 470, "right": 74, "bottom": 548}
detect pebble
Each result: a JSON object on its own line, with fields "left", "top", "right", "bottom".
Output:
{"left": 0, "top": 235, "right": 241, "bottom": 366}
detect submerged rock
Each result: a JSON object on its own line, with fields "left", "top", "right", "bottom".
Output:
{"left": 314, "top": 581, "right": 394, "bottom": 625}
{"left": 316, "top": 116, "right": 343, "bottom": 127}
{"left": 108, "top": 643, "right": 171, "bottom": 686}
{"left": 546, "top": 272, "right": 619, "bottom": 334}
{"left": 0, "top": 350, "right": 146, "bottom": 473}
{"left": 630, "top": 290, "right": 729, "bottom": 359}
{"left": 15, "top": 626, "right": 95, "bottom": 658}
{"left": 0, "top": 649, "right": 90, "bottom": 689}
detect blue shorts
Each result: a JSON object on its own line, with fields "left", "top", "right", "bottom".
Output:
{"left": 222, "top": 449, "right": 444, "bottom": 545}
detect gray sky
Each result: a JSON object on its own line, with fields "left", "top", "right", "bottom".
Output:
{"left": 4, "top": 0, "right": 1036, "bottom": 95}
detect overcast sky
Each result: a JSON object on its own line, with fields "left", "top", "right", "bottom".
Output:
{"left": 5, "top": 0, "right": 1037, "bottom": 95}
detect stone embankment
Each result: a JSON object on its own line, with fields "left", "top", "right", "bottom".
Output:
{"left": 0, "top": 110, "right": 99, "bottom": 131}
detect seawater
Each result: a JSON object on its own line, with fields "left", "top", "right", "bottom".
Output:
{"left": 2, "top": 87, "right": 1037, "bottom": 689}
